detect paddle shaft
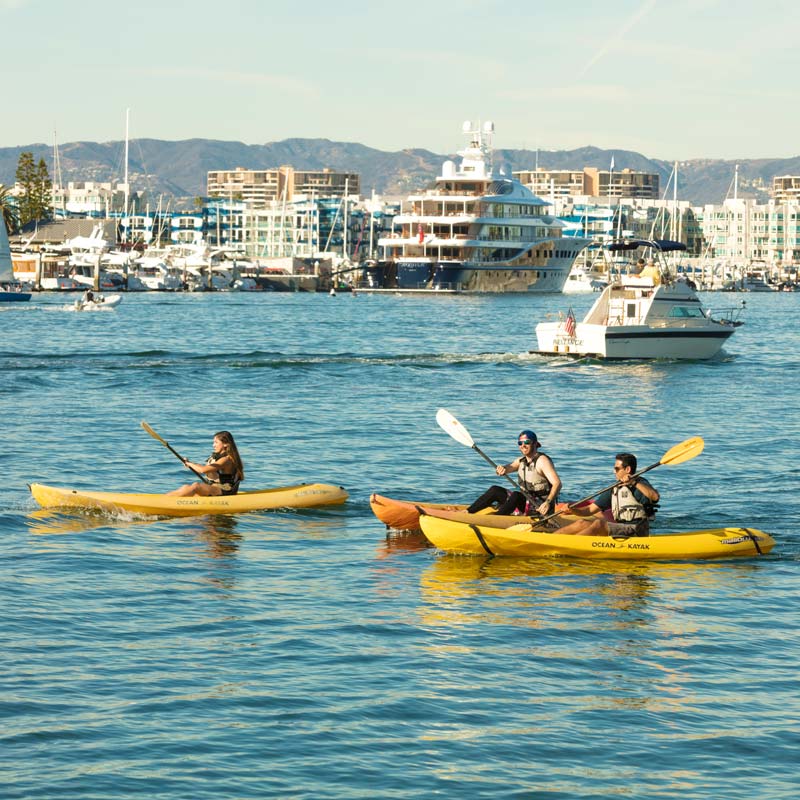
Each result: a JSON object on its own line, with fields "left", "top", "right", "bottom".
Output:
{"left": 537, "top": 457, "right": 664, "bottom": 525}
{"left": 471, "top": 443, "right": 541, "bottom": 508}
{"left": 141, "top": 422, "right": 211, "bottom": 484}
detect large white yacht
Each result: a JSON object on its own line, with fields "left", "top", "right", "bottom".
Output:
{"left": 377, "top": 121, "right": 588, "bottom": 292}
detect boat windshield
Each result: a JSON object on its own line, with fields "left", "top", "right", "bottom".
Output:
{"left": 668, "top": 306, "right": 706, "bottom": 319}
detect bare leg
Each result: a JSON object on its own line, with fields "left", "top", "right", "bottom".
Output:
{"left": 556, "top": 517, "right": 610, "bottom": 537}
{"left": 167, "top": 482, "right": 222, "bottom": 497}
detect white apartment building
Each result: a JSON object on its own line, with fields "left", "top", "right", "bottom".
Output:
{"left": 48, "top": 181, "right": 145, "bottom": 217}
{"left": 696, "top": 198, "right": 800, "bottom": 266}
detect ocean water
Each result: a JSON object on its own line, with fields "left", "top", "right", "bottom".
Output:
{"left": 2, "top": 289, "right": 799, "bottom": 799}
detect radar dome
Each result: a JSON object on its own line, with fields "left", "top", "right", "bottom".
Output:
{"left": 442, "top": 160, "right": 456, "bottom": 177}
{"left": 462, "top": 120, "right": 472, "bottom": 133}
{"left": 483, "top": 120, "right": 495, "bottom": 133}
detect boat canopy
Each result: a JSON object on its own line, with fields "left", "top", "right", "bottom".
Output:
{"left": 605, "top": 238, "right": 687, "bottom": 252}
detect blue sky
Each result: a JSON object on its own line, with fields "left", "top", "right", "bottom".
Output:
{"left": 2, "top": 0, "right": 797, "bottom": 160}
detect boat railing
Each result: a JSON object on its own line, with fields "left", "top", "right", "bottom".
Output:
{"left": 709, "top": 300, "right": 747, "bottom": 327}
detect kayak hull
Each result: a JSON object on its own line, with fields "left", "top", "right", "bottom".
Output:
{"left": 369, "top": 493, "right": 609, "bottom": 531}
{"left": 419, "top": 514, "right": 774, "bottom": 560}
{"left": 370, "top": 493, "right": 468, "bottom": 530}
{"left": 29, "top": 482, "right": 348, "bottom": 517}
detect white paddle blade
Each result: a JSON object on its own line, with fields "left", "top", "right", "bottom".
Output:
{"left": 436, "top": 408, "right": 475, "bottom": 448}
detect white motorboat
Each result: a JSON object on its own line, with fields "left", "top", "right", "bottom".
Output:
{"left": 534, "top": 239, "right": 742, "bottom": 360}
{"left": 562, "top": 265, "right": 607, "bottom": 294}
{"left": 73, "top": 293, "right": 123, "bottom": 311}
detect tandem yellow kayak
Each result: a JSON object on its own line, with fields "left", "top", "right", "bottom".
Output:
{"left": 29, "top": 482, "right": 349, "bottom": 518}
{"left": 418, "top": 513, "right": 774, "bottom": 560}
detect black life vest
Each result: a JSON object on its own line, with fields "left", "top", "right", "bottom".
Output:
{"left": 206, "top": 453, "right": 241, "bottom": 496}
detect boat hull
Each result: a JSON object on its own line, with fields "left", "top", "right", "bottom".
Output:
{"left": 370, "top": 493, "right": 470, "bottom": 530}
{"left": 0, "top": 290, "right": 31, "bottom": 302}
{"left": 419, "top": 515, "right": 774, "bottom": 560}
{"left": 75, "top": 294, "right": 122, "bottom": 310}
{"left": 30, "top": 482, "right": 349, "bottom": 517}
{"left": 535, "top": 321, "right": 735, "bottom": 360}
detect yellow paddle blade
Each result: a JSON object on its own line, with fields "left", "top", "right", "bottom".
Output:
{"left": 140, "top": 421, "right": 167, "bottom": 446}
{"left": 660, "top": 436, "right": 704, "bottom": 466}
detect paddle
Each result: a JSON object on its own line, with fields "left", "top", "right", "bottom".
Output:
{"left": 435, "top": 408, "right": 541, "bottom": 508}
{"left": 537, "top": 436, "right": 705, "bottom": 525}
{"left": 140, "top": 421, "right": 211, "bottom": 484}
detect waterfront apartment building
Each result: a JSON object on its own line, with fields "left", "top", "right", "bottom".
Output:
{"left": 206, "top": 166, "right": 360, "bottom": 208}
{"left": 515, "top": 168, "right": 659, "bottom": 201}
{"left": 772, "top": 176, "right": 800, "bottom": 203}
{"left": 696, "top": 198, "right": 800, "bottom": 265}
{"left": 35, "top": 181, "right": 145, "bottom": 218}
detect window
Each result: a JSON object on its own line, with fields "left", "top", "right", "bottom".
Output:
{"left": 668, "top": 306, "right": 705, "bottom": 319}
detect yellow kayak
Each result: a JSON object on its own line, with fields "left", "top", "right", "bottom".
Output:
{"left": 418, "top": 513, "right": 774, "bottom": 560}
{"left": 29, "top": 482, "right": 348, "bottom": 518}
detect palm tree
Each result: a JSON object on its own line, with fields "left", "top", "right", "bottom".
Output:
{"left": 0, "top": 184, "right": 20, "bottom": 235}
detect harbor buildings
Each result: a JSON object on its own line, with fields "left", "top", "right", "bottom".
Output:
{"left": 206, "top": 166, "right": 360, "bottom": 208}
{"left": 515, "top": 168, "right": 660, "bottom": 201}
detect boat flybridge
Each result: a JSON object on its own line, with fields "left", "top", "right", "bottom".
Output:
{"left": 534, "top": 239, "right": 743, "bottom": 360}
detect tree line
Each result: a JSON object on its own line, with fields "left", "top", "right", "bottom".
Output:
{"left": 0, "top": 152, "right": 53, "bottom": 234}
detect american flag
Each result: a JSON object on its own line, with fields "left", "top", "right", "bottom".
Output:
{"left": 563, "top": 308, "right": 576, "bottom": 337}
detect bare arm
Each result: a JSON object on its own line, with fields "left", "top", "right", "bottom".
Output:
{"left": 183, "top": 455, "right": 233, "bottom": 480}
{"left": 556, "top": 500, "right": 602, "bottom": 518}
{"left": 496, "top": 457, "right": 521, "bottom": 476}
{"left": 537, "top": 455, "right": 562, "bottom": 501}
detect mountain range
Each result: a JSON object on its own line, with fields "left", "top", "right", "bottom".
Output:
{"left": 2, "top": 137, "right": 799, "bottom": 207}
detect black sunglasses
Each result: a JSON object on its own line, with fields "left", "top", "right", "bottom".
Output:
{"left": 518, "top": 439, "right": 534, "bottom": 446}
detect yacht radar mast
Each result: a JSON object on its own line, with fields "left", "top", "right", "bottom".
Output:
{"left": 458, "top": 120, "right": 494, "bottom": 179}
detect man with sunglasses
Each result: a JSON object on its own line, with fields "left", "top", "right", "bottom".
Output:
{"left": 466, "top": 429, "right": 562, "bottom": 518}
{"left": 555, "top": 452, "right": 660, "bottom": 537}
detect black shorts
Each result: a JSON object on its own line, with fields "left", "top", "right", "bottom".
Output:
{"left": 607, "top": 518, "right": 649, "bottom": 538}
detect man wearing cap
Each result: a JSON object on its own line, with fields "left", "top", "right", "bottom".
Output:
{"left": 466, "top": 429, "right": 562, "bottom": 517}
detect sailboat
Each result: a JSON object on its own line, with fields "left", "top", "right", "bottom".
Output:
{"left": 0, "top": 220, "right": 32, "bottom": 302}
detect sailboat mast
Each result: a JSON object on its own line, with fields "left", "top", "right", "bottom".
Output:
{"left": 343, "top": 178, "right": 349, "bottom": 261}
{"left": 52, "top": 127, "right": 63, "bottom": 217}
{"left": 671, "top": 160, "right": 678, "bottom": 241}
{"left": 123, "top": 108, "right": 130, "bottom": 243}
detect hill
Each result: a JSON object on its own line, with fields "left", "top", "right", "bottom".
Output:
{"left": 2, "top": 137, "right": 799, "bottom": 206}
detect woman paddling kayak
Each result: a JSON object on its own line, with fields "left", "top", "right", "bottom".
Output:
{"left": 167, "top": 431, "right": 245, "bottom": 497}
